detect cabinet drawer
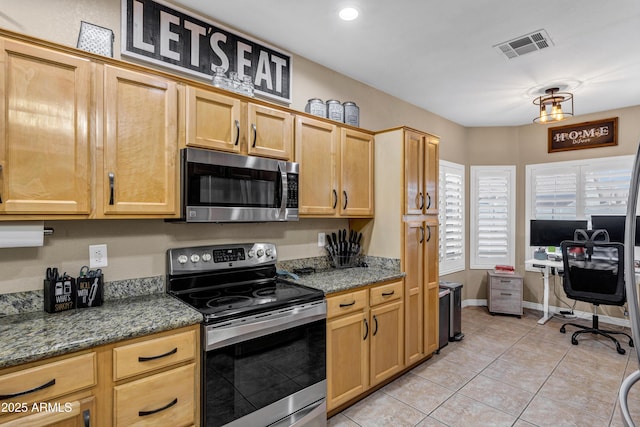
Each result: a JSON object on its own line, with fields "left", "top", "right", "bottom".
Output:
{"left": 490, "top": 290, "right": 522, "bottom": 315}
{"left": 327, "top": 290, "right": 367, "bottom": 318}
{"left": 114, "top": 363, "right": 196, "bottom": 427}
{"left": 369, "top": 281, "right": 403, "bottom": 306}
{"left": 491, "top": 276, "right": 522, "bottom": 291}
{"left": 0, "top": 353, "right": 96, "bottom": 404}
{"left": 113, "top": 330, "right": 196, "bottom": 381}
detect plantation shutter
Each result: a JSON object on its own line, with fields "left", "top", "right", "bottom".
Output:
{"left": 439, "top": 161, "right": 465, "bottom": 274}
{"left": 471, "top": 166, "right": 515, "bottom": 269}
{"left": 582, "top": 164, "right": 631, "bottom": 216}
{"left": 531, "top": 167, "right": 578, "bottom": 220}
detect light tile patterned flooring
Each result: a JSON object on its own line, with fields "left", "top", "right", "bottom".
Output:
{"left": 328, "top": 306, "right": 640, "bottom": 427}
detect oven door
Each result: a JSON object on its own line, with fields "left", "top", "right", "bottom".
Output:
{"left": 203, "top": 301, "right": 326, "bottom": 427}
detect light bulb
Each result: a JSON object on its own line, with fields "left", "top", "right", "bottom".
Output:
{"left": 540, "top": 105, "right": 548, "bottom": 123}
{"left": 339, "top": 7, "right": 359, "bottom": 21}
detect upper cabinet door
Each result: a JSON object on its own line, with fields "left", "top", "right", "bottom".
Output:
{"left": 102, "top": 66, "right": 178, "bottom": 216}
{"left": 247, "top": 103, "right": 293, "bottom": 160}
{"left": 424, "top": 136, "right": 439, "bottom": 215}
{"left": 340, "top": 128, "right": 374, "bottom": 217}
{"left": 0, "top": 39, "right": 90, "bottom": 215}
{"left": 295, "top": 116, "right": 338, "bottom": 215}
{"left": 404, "top": 131, "right": 425, "bottom": 216}
{"left": 185, "top": 86, "right": 241, "bottom": 153}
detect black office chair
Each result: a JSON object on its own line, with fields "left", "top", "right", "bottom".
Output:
{"left": 559, "top": 229, "right": 634, "bottom": 355}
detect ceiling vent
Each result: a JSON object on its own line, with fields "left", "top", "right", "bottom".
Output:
{"left": 494, "top": 29, "right": 553, "bottom": 59}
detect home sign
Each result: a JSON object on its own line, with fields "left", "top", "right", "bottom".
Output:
{"left": 548, "top": 117, "right": 618, "bottom": 153}
{"left": 121, "top": 0, "right": 292, "bottom": 103}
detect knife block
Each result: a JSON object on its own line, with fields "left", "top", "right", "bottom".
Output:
{"left": 328, "top": 252, "right": 364, "bottom": 269}
{"left": 76, "top": 274, "right": 104, "bottom": 308}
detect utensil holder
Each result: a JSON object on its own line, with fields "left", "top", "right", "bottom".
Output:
{"left": 44, "top": 277, "right": 76, "bottom": 313}
{"left": 76, "top": 274, "right": 104, "bottom": 308}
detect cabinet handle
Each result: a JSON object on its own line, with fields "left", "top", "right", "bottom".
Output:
{"left": 234, "top": 120, "right": 240, "bottom": 145}
{"left": 138, "top": 347, "right": 177, "bottom": 362}
{"left": 0, "top": 164, "right": 3, "bottom": 203}
{"left": 332, "top": 189, "right": 338, "bottom": 209}
{"left": 426, "top": 193, "right": 431, "bottom": 209}
{"left": 500, "top": 292, "right": 513, "bottom": 296}
{"left": 83, "top": 408, "right": 90, "bottom": 427}
{"left": 108, "top": 172, "right": 115, "bottom": 205}
{"left": 343, "top": 191, "right": 348, "bottom": 210}
{"left": 0, "top": 378, "right": 55, "bottom": 400}
{"left": 251, "top": 123, "right": 257, "bottom": 147}
{"left": 382, "top": 290, "right": 395, "bottom": 296}
{"left": 138, "top": 398, "right": 178, "bottom": 417}
{"left": 499, "top": 280, "right": 512, "bottom": 283}
{"left": 419, "top": 226, "right": 425, "bottom": 244}
{"left": 339, "top": 300, "right": 356, "bottom": 308}
{"left": 363, "top": 318, "right": 369, "bottom": 340}
{"left": 418, "top": 192, "right": 424, "bottom": 210}
{"left": 426, "top": 225, "right": 432, "bottom": 242}
{"left": 373, "top": 315, "right": 379, "bottom": 336}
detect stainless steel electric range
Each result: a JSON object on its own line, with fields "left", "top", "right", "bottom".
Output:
{"left": 167, "top": 243, "right": 327, "bottom": 427}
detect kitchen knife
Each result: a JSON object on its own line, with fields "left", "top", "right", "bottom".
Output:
{"left": 342, "top": 229, "right": 348, "bottom": 263}
{"left": 356, "top": 232, "right": 363, "bottom": 255}
{"left": 332, "top": 232, "right": 339, "bottom": 260}
{"left": 326, "top": 234, "right": 334, "bottom": 257}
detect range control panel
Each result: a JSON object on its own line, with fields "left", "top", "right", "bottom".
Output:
{"left": 167, "top": 243, "right": 277, "bottom": 275}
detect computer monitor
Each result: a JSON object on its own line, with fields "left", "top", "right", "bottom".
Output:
{"left": 529, "top": 219, "right": 588, "bottom": 247}
{"left": 591, "top": 215, "right": 640, "bottom": 245}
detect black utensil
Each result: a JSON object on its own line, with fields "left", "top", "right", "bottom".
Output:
{"left": 356, "top": 233, "right": 363, "bottom": 254}
{"left": 326, "top": 234, "right": 334, "bottom": 257}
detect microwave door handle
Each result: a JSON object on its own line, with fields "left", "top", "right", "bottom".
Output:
{"left": 278, "top": 163, "right": 288, "bottom": 220}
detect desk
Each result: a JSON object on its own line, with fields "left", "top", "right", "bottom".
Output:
{"left": 525, "top": 258, "right": 563, "bottom": 324}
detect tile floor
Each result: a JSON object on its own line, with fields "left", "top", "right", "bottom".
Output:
{"left": 328, "top": 306, "right": 640, "bottom": 427}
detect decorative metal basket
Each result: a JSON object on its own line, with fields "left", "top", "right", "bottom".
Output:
{"left": 76, "top": 21, "right": 114, "bottom": 57}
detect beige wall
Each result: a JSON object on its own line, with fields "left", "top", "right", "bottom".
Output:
{"left": 0, "top": 0, "right": 466, "bottom": 294}
{"left": 464, "top": 106, "right": 640, "bottom": 318}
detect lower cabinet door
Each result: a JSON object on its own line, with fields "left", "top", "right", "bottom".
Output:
{"left": 369, "top": 301, "right": 404, "bottom": 386}
{"left": 326, "top": 311, "right": 369, "bottom": 411}
{"left": 113, "top": 363, "right": 195, "bottom": 427}
{"left": 0, "top": 396, "right": 95, "bottom": 427}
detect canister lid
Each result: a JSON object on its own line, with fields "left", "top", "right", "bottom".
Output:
{"left": 307, "top": 98, "right": 323, "bottom": 103}
{"left": 326, "top": 99, "right": 341, "bottom": 104}
{"left": 343, "top": 101, "right": 358, "bottom": 106}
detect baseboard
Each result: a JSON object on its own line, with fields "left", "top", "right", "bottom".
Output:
{"left": 461, "top": 299, "right": 630, "bottom": 328}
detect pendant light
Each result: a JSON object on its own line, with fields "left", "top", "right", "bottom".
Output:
{"left": 533, "top": 87, "right": 573, "bottom": 124}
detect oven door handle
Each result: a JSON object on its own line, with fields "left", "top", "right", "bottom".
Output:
{"left": 268, "top": 399, "right": 327, "bottom": 427}
{"left": 205, "top": 301, "right": 326, "bottom": 351}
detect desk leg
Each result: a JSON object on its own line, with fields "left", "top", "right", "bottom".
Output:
{"left": 537, "top": 266, "right": 552, "bottom": 324}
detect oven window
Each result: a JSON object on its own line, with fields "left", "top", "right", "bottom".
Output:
{"left": 187, "top": 163, "right": 281, "bottom": 208}
{"left": 204, "top": 319, "right": 326, "bottom": 427}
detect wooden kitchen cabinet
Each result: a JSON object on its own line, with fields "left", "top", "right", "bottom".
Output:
{"left": 184, "top": 85, "right": 293, "bottom": 160}
{"left": 0, "top": 352, "right": 97, "bottom": 425}
{"left": 373, "top": 126, "right": 440, "bottom": 366}
{"left": 0, "top": 324, "right": 200, "bottom": 427}
{"left": 99, "top": 65, "right": 179, "bottom": 217}
{"left": 404, "top": 129, "right": 439, "bottom": 216}
{"left": 326, "top": 281, "right": 403, "bottom": 413}
{"left": 0, "top": 38, "right": 91, "bottom": 216}
{"left": 295, "top": 116, "right": 374, "bottom": 217}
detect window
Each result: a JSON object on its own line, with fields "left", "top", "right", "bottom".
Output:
{"left": 439, "top": 160, "right": 465, "bottom": 275}
{"left": 470, "top": 166, "right": 516, "bottom": 269}
{"left": 525, "top": 155, "right": 634, "bottom": 258}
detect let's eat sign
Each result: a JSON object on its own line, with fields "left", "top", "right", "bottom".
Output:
{"left": 121, "top": 0, "right": 292, "bottom": 103}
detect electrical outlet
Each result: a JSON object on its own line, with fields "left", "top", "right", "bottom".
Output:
{"left": 89, "top": 244, "right": 108, "bottom": 268}
{"left": 318, "top": 232, "right": 326, "bottom": 247}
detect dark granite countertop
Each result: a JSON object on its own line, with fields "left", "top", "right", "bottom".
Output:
{"left": 0, "top": 293, "right": 202, "bottom": 369}
{"left": 278, "top": 256, "right": 405, "bottom": 294}
{"left": 290, "top": 267, "right": 405, "bottom": 294}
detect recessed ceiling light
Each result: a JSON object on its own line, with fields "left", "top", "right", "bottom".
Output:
{"left": 339, "top": 7, "right": 359, "bottom": 21}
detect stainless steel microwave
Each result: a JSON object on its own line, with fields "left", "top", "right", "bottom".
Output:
{"left": 177, "top": 148, "right": 299, "bottom": 222}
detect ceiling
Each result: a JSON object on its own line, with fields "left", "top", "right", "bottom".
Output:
{"left": 172, "top": 0, "right": 640, "bottom": 127}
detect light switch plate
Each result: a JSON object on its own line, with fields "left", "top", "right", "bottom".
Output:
{"left": 89, "top": 244, "right": 108, "bottom": 268}
{"left": 318, "top": 232, "right": 326, "bottom": 247}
